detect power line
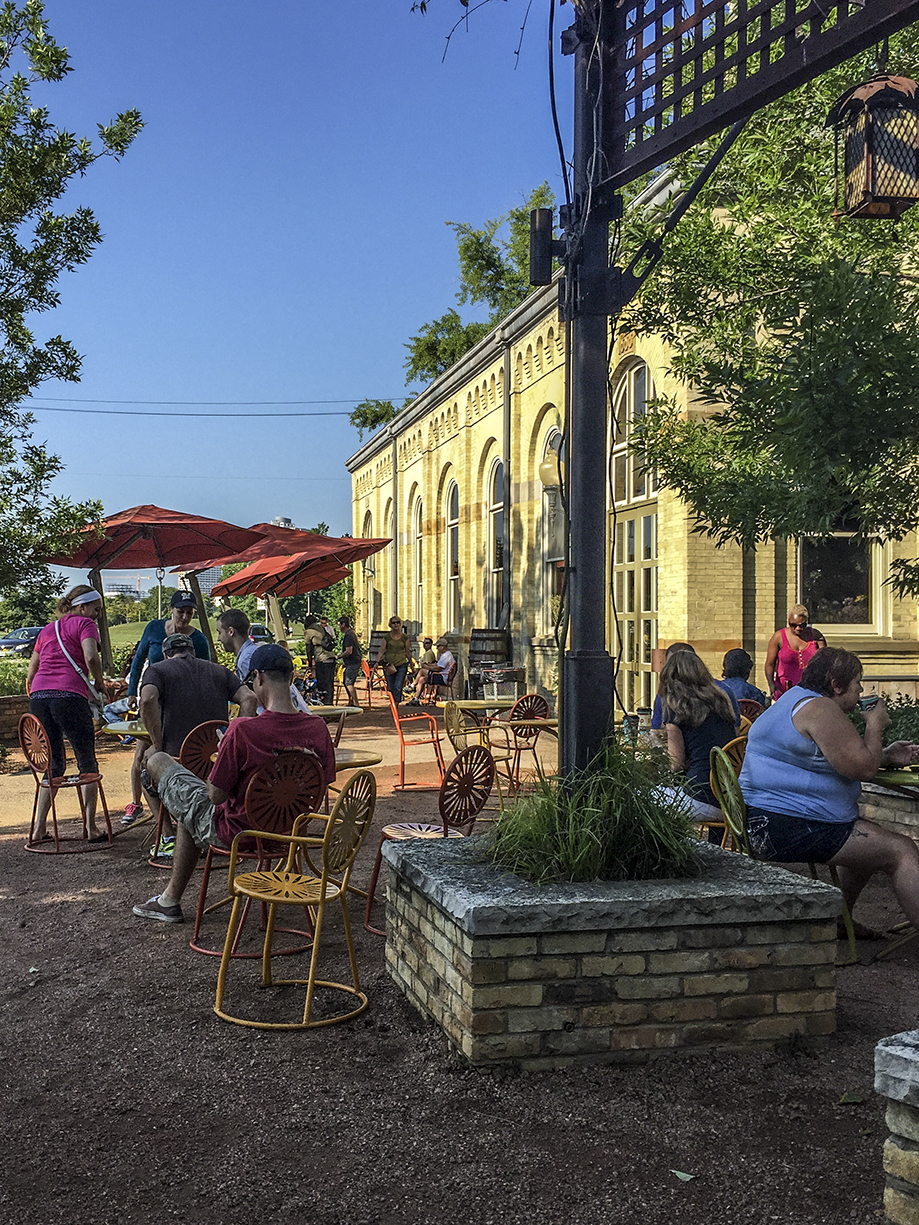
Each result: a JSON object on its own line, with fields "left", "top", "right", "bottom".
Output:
{"left": 28, "top": 395, "right": 404, "bottom": 405}
{"left": 28, "top": 404, "right": 355, "bottom": 418}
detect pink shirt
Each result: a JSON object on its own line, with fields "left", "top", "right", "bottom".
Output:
{"left": 30, "top": 615, "right": 100, "bottom": 698}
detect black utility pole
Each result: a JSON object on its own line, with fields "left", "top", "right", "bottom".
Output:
{"left": 560, "top": 0, "right": 618, "bottom": 775}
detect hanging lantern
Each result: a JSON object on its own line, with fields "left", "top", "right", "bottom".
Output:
{"left": 826, "top": 75, "right": 919, "bottom": 219}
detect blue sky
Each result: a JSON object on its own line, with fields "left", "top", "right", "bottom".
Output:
{"left": 28, "top": 0, "right": 573, "bottom": 590}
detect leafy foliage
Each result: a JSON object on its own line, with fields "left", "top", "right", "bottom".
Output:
{"left": 0, "top": 657, "right": 28, "bottom": 696}
{"left": 0, "top": 570, "right": 60, "bottom": 628}
{"left": 623, "top": 29, "right": 919, "bottom": 582}
{"left": 489, "top": 736, "right": 700, "bottom": 883}
{"left": 404, "top": 183, "right": 555, "bottom": 383}
{"left": 851, "top": 692, "right": 919, "bottom": 746}
{"left": 0, "top": 2, "right": 142, "bottom": 590}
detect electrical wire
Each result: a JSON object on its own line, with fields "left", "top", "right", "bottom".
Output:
{"left": 548, "top": 0, "right": 572, "bottom": 207}
{"left": 26, "top": 405, "right": 356, "bottom": 418}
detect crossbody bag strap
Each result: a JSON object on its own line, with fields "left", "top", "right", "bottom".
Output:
{"left": 54, "top": 618, "right": 102, "bottom": 704}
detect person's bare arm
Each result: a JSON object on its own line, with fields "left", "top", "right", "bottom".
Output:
{"left": 26, "top": 647, "right": 40, "bottom": 693}
{"left": 665, "top": 723, "right": 686, "bottom": 772}
{"left": 81, "top": 637, "right": 104, "bottom": 692}
{"left": 764, "top": 631, "right": 781, "bottom": 696}
{"left": 792, "top": 696, "right": 887, "bottom": 781}
{"left": 139, "top": 683, "right": 164, "bottom": 753}
{"left": 207, "top": 780, "right": 230, "bottom": 805}
{"left": 232, "top": 684, "right": 257, "bottom": 716}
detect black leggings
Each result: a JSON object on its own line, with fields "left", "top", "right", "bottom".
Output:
{"left": 29, "top": 690, "right": 98, "bottom": 779}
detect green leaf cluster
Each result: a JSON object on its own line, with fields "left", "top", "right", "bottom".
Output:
{"left": 622, "top": 28, "right": 919, "bottom": 586}
{"left": 0, "top": 1, "right": 141, "bottom": 595}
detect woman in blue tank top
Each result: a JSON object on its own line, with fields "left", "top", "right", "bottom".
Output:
{"left": 739, "top": 648, "right": 919, "bottom": 933}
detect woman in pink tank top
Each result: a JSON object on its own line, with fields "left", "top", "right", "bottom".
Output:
{"left": 764, "top": 604, "right": 826, "bottom": 698}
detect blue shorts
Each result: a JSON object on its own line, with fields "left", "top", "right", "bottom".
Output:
{"left": 746, "top": 807, "right": 855, "bottom": 864}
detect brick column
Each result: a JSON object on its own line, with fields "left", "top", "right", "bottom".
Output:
{"left": 876, "top": 1032, "right": 919, "bottom": 1224}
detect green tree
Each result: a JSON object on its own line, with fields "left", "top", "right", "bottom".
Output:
{"left": 0, "top": 572, "right": 60, "bottom": 628}
{"left": 349, "top": 397, "right": 412, "bottom": 441}
{"left": 0, "top": 2, "right": 142, "bottom": 589}
{"left": 405, "top": 183, "right": 556, "bottom": 383}
{"left": 623, "top": 30, "right": 919, "bottom": 591}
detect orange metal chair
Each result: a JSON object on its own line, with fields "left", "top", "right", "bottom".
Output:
{"left": 189, "top": 748, "right": 327, "bottom": 956}
{"left": 364, "top": 744, "right": 495, "bottom": 935}
{"left": 738, "top": 698, "right": 765, "bottom": 722}
{"left": 214, "top": 769, "right": 377, "bottom": 1030}
{"left": 20, "top": 714, "right": 112, "bottom": 853}
{"left": 387, "top": 690, "right": 445, "bottom": 789}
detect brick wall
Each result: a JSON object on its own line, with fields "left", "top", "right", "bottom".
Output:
{"left": 384, "top": 837, "right": 840, "bottom": 1070}
{"left": 860, "top": 785, "right": 919, "bottom": 844}
{"left": 0, "top": 695, "right": 29, "bottom": 740}
{"left": 876, "top": 1032, "right": 919, "bottom": 1224}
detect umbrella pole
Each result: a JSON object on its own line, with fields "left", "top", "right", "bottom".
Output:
{"left": 89, "top": 568, "right": 114, "bottom": 675}
{"left": 187, "top": 572, "right": 216, "bottom": 660}
{"left": 266, "top": 592, "right": 288, "bottom": 648}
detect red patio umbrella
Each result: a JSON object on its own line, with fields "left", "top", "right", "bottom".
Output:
{"left": 180, "top": 522, "right": 341, "bottom": 572}
{"left": 209, "top": 537, "right": 389, "bottom": 600}
{"left": 44, "top": 504, "right": 267, "bottom": 571}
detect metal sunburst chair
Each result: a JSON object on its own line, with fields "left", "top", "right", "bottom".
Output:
{"left": 20, "top": 713, "right": 112, "bottom": 853}
{"left": 213, "top": 769, "right": 377, "bottom": 1030}
{"left": 364, "top": 744, "right": 496, "bottom": 936}
{"left": 189, "top": 747, "right": 326, "bottom": 957}
{"left": 709, "top": 746, "right": 858, "bottom": 967}
{"left": 386, "top": 690, "right": 445, "bottom": 789}
{"left": 444, "top": 700, "right": 513, "bottom": 809}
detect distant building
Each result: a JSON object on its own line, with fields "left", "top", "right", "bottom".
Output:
{"left": 103, "top": 583, "right": 140, "bottom": 601}
{"left": 271, "top": 516, "right": 295, "bottom": 529}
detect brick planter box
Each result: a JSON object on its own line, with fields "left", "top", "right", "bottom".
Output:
{"left": 0, "top": 693, "right": 29, "bottom": 740}
{"left": 861, "top": 784, "right": 919, "bottom": 845}
{"left": 383, "top": 838, "right": 841, "bottom": 1070}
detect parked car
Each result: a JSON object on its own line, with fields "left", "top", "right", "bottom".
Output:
{"left": 248, "top": 623, "right": 274, "bottom": 643}
{"left": 0, "top": 626, "right": 44, "bottom": 657}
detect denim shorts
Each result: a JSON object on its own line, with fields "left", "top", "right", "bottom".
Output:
{"left": 746, "top": 807, "right": 855, "bottom": 864}
{"left": 343, "top": 662, "right": 361, "bottom": 686}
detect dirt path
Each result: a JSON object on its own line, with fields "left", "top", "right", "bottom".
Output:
{"left": 0, "top": 714, "right": 916, "bottom": 1224}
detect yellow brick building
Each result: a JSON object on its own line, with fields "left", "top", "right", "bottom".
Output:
{"left": 346, "top": 282, "right": 919, "bottom": 707}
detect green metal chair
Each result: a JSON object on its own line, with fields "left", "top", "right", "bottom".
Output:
{"left": 709, "top": 746, "right": 858, "bottom": 966}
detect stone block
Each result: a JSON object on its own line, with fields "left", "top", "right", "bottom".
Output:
{"left": 610, "top": 1026, "right": 680, "bottom": 1051}
{"left": 746, "top": 966, "right": 828, "bottom": 994}
{"left": 474, "top": 983, "right": 543, "bottom": 1009}
{"left": 647, "top": 950, "right": 713, "bottom": 975}
{"left": 507, "top": 1006, "right": 577, "bottom": 1033}
{"left": 718, "top": 994, "right": 775, "bottom": 1020}
{"left": 469, "top": 1011, "right": 506, "bottom": 1036}
{"left": 889, "top": 1102, "right": 919, "bottom": 1145}
{"left": 744, "top": 923, "right": 817, "bottom": 944}
{"left": 543, "top": 979, "right": 617, "bottom": 1006}
{"left": 683, "top": 1023, "right": 737, "bottom": 1045}
{"left": 741, "top": 1015, "right": 807, "bottom": 1041}
{"left": 877, "top": 1033, "right": 919, "bottom": 1108}
{"left": 478, "top": 937, "right": 538, "bottom": 958}
{"left": 683, "top": 972, "right": 749, "bottom": 997}
{"left": 546, "top": 1027, "right": 611, "bottom": 1055}
{"left": 886, "top": 1137, "right": 919, "bottom": 1184}
{"left": 885, "top": 1184, "right": 919, "bottom": 1225}
{"left": 649, "top": 998, "right": 718, "bottom": 1024}
{"left": 469, "top": 1033, "right": 544, "bottom": 1062}
{"left": 582, "top": 1002, "right": 648, "bottom": 1027}
{"left": 709, "top": 948, "right": 772, "bottom": 971}
{"left": 540, "top": 932, "right": 607, "bottom": 955}
{"left": 468, "top": 959, "right": 507, "bottom": 985}
{"left": 507, "top": 957, "right": 577, "bottom": 981}
{"left": 616, "top": 975, "right": 681, "bottom": 1000}
{"left": 770, "top": 942, "right": 837, "bottom": 967}
{"left": 581, "top": 954, "right": 646, "bottom": 977}
{"left": 775, "top": 990, "right": 836, "bottom": 1015}
{"left": 680, "top": 926, "right": 743, "bottom": 949}
{"left": 608, "top": 929, "right": 678, "bottom": 953}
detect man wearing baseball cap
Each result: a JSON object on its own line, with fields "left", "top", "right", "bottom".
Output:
{"left": 133, "top": 644, "right": 336, "bottom": 924}
{"left": 337, "top": 616, "right": 362, "bottom": 708}
{"left": 121, "top": 589, "right": 213, "bottom": 828}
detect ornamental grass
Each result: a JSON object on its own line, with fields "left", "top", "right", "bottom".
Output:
{"left": 488, "top": 735, "right": 701, "bottom": 885}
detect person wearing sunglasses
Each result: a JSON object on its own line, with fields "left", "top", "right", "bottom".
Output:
{"left": 375, "top": 616, "right": 414, "bottom": 702}
{"left": 764, "top": 605, "right": 826, "bottom": 699}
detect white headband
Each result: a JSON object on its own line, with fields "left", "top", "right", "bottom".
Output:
{"left": 71, "top": 589, "right": 102, "bottom": 606}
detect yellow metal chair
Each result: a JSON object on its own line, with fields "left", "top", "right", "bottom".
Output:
{"left": 444, "top": 700, "right": 513, "bottom": 809}
{"left": 214, "top": 769, "right": 377, "bottom": 1030}
{"left": 709, "top": 746, "right": 857, "bottom": 966}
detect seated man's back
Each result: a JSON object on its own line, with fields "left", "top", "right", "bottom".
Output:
{"left": 142, "top": 648, "right": 245, "bottom": 756}
{"left": 209, "top": 707, "right": 336, "bottom": 846}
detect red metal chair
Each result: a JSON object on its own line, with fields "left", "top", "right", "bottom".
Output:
{"left": 20, "top": 714, "right": 112, "bottom": 853}
{"left": 147, "top": 719, "right": 229, "bottom": 867}
{"left": 364, "top": 744, "right": 495, "bottom": 935}
{"left": 189, "top": 748, "right": 327, "bottom": 956}
{"left": 738, "top": 698, "right": 765, "bottom": 722}
{"left": 387, "top": 690, "right": 445, "bottom": 789}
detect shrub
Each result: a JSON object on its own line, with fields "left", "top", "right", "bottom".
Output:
{"left": 489, "top": 736, "right": 701, "bottom": 884}
{"left": 0, "top": 658, "right": 28, "bottom": 696}
{"left": 850, "top": 692, "right": 919, "bottom": 745}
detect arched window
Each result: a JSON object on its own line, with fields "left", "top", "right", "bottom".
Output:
{"left": 609, "top": 362, "right": 658, "bottom": 712}
{"left": 361, "top": 511, "right": 381, "bottom": 631}
{"left": 446, "top": 481, "right": 460, "bottom": 632}
{"left": 414, "top": 499, "right": 424, "bottom": 626}
{"left": 488, "top": 461, "right": 505, "bottom": 626}
{"left": 542, "top": 431, "right": 565, "bottom": 632}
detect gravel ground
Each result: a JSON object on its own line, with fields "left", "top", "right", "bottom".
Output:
{"left": 0, "top": 718, "right": 915, "bottom": 1224}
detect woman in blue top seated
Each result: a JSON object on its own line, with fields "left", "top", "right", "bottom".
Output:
{"left": 739, "top": 647, "right": 919, "bottom": 931}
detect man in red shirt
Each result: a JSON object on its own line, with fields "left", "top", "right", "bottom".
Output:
{"left": 132, "top": 644, "right": 336, "bottom": 924}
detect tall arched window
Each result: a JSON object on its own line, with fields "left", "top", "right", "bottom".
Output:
{"left": 488, "top": 461, "right": 505, "bottom": 626}
{"left": 609, "top": 362, "right": 658, "bottom": 713}
{"left": 542, "top": 431, "right": 565, "bottom": 633}
{"left": 446, "top": 481, "right": 460, "bottom": 632}
{"left": 414, "top": 499, "right": 424, "bottom": 626}
{"left": 361, "top": 511, "right": 381, "bottom": 631}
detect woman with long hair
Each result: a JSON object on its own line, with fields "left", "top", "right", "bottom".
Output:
{"left": 26, "top": 584, "right": 106, "bottom": 843}
{"left": 658, "top": 649, "right": 737, "bottom": 824}
{"left": 740, "top": 647, "right": 919, "bottom": 931}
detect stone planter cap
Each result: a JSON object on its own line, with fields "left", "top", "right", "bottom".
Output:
{"left": 382, "top": 837, "right": 841, "bottom": 937}
{"left": 876, "top": 1032, "right": 919, "bottom": 1105}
